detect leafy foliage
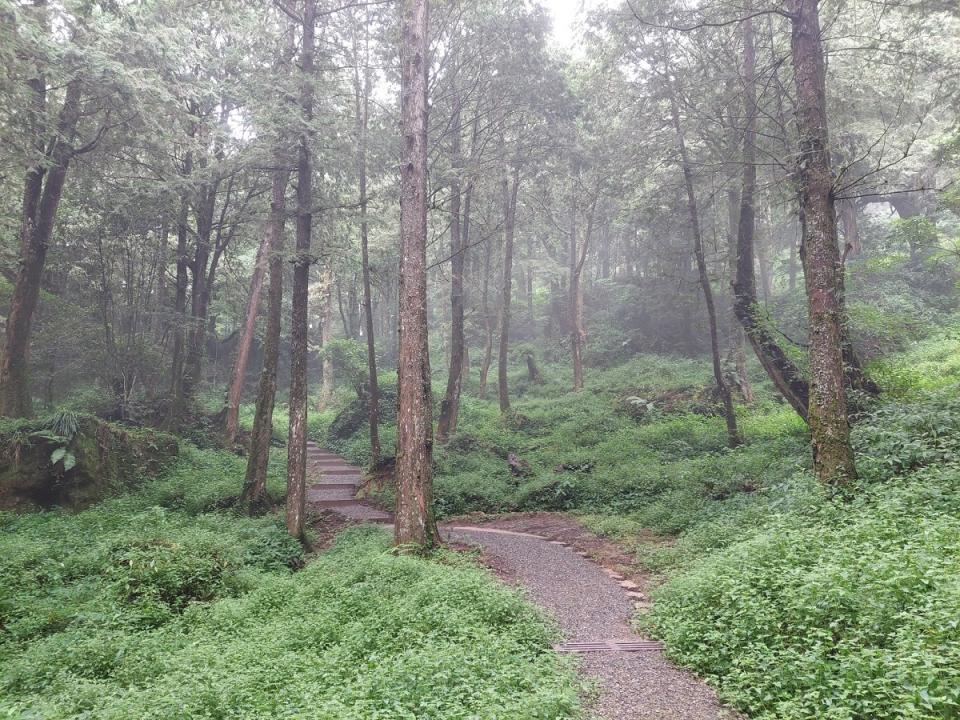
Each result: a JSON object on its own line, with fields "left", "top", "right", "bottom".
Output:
{"left": 0, "top": 447, "right": 580, "bottom": 720}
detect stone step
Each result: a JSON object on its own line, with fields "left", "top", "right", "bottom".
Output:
{"left": 308, "top": 464, "right": 360, "bottom": 477}
{"left": 308, "top": 482, "right": 357, "bottom": 492}
{"left": 331, "top": 504, "right": 392, "bottom": 522}
{"left": 313, "top": 499, "right": 367, "bottom": 508}
{"left": 308, "top": 486, "right": 357, "bottom": 502}
{"left": 307, "top": 456, "right": 347, "bottom": 464}
{"left": 308, "top": 460, "right": 358, "bottom": 469}
{"left": 310, "top": 474, "right": 359, "bottom": 484}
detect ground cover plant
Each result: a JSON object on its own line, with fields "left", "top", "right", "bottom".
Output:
{"left": 0, "top": 447, "right": 580, "bottom": 720}
{"left": 320, "top": 328, "right": 960, "bottom": 720}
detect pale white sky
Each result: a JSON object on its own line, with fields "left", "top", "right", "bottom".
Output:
{"left": 543, "top": 0, "right": 611, "bottom": 51}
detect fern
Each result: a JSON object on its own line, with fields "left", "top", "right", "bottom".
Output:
{"left": 45, "top": 411, "right": 80, "bottom": 442}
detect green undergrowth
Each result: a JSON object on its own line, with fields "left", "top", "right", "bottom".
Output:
{"left": 642, "top": 392, "right": 960, "bottom": 719}
{"left": 324, "top": 334, "right": 960, "bottom": 719}
{"left": 0, "top": 446, "right": 580, "bottom": 719}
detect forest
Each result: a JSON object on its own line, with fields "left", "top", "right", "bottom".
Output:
{"left": 1, "top": 0, "right": 959, "bottom": 718}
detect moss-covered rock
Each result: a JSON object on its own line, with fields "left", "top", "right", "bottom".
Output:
{"left": 0, "top": 414, "right": 178, "bottom": 510}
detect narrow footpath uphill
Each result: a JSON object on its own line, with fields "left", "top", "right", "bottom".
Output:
{"left": 305, "top": 449, "right": 734, "bottom": 719}
{"left": 305, "top": 441, "right": 391, "bottom": 522}
{"left": 444, "top": 517, "right": 739, "bottom": 720}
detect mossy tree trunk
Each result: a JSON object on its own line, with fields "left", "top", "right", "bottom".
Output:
{"left": 788, "top": 0, "right": 857, "bottom": 486}
{"left": 1, "top": 70, "right": 84, "bottom": 418}
{"left": 732, "top": 11, "right": 809, "bottom": 422}
{"left": 395, "top": 0, "right": 439, "bottom": 549}
{"left": 286, "top": 0, "right": 316, "bottom": 543}
{"left": 437, "top": 76, "right": 465, "bottom": 443}
{"left": 240, "top": 168, "right": 290, "bottom": 514}
{"left": 497, "top": 166, "right": 520, "bottom": 413}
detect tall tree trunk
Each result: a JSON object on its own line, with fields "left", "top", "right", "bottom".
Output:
{"left": 317, "top": 276, "right": 335, "bottom": 409}
{"left": 569, "top": 193, "right": 592, "bottom": 392}
{"left": 0, "top": 76, "right": 83, "bottom": 418}
{"left": 600, "top": 222, "right": 611, "bottom": 279}
{"left": 756, "top": 229, "right": 772, "bottom": 301}
{"left": 223, "top": 214, "right": 271, "bottom": 446}
{"left": 732, "top": 13, "right": 810, "bottom": 421}
{"left": 497, "top": 167, "right": 520, "bottom": 413}
{"left": 240, "top": 168, "right": 290, "bottom": 513}
{"left": 788, "top": 0, "right": 857, "bottom": 486}
{"left": 478, "top": 208, "right": 493, "bottom": 399}
{"left": 351, "top": 14, "right": 380, "bottom": 463}
{"left": 182, "top": 190, "right": 213, "bottom": 401}
{"left": 726, "top": 189, "right": 754, "bottom": 403}
{"left": 395, "top": 0, "right": 437, "bottom": 548}
{"left": 436, "top": 89, "right": 465, "bottom": 443}
{"left": 286, "top": 0, "right": 316, "bottom": 543}
{"left": 168, "top": 191, "right": 191, "bottom": 424}
{"left": 668, "top": 87, "right": 741, "bottom": 449}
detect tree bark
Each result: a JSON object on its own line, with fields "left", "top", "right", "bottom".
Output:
{"left": 0, "top": 76, "right": 83, "bottom": 417}
{"left": 354, "top": 15, "right": 380, "bottom": 464}
{"left": 395, "top": 0, "right": 438, "bottom": 548}
{"left": 223, "top": 211, "right": 270, "bottom": 446}
{"left": 668, "top": 86, "right": 742, "bottom": 449}
{"left": 726, "top": 189, "right": 754, "bottom": 403}
{"left": 286, "top": 0, "right": 316, "bottom": 543}
{"left": 478, "top": 207, "right": 494, "bottom": 399}
{"left": 788, "top": 0, "right": 857, "bottom": 486}
{"left": 240, "top": 168, "right": 290, "bottom": 513}
{"left": 317, "top": 275, "right": 335, "bottom": 410}
{"left": 497, "top": 166, "right": 520, "bottom": 413}
{"left": 569, "top": 191, "right": 592, "bottom": 392}
{"left": 168, "top": 190, "right": 191, "bottom": 424}
{"left": 436, "top": 87, "right": 465, "bottom": 443}
{"left": 181, "top": 185, "right": 215, "bottom": 400}
{"left": 732, "top": 13, "right": 811, "bottom": 422}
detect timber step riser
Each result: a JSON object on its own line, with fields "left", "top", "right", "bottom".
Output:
{"left": 314, "top": 499, "right": 369, "bottom": 508}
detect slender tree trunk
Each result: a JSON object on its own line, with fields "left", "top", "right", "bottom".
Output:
{"left": 318, "top": 277, "right": 335, "bottom": 409}
{"left": 436, "top": 89, "right": 465, "bottom": 442}
{"left": 726, "top": 190, "right": 754, "bottom": 403}
{"left": 286, "top": 0, "right": 316, "bottom": 543}
{"left": 395, "top": 0, "right": 437, "bottom": 548}
{"left": 0, "top": 77, "right": 83, "bottom": 418}
{"left": 168, "top": 191, "right": 191, "bottom": 424}
{"left": 353, "top": 19, "right": 380, "bottom": 464}
{"left": 497, "top": 167, "right": 520, "bottom": 413}
{"left": 668, "top": 88, "right": 741, "bottom": 448}
{"left": 732, "top": 13, "right": 810, "bottom": 421}
{"left": 788, "top": 233, "right": 798, "bottom": 291}
{"left": 569, "top": 193, "right": 592, "bottom": 392}
{"left": 182, "top": 204, "right": 211, "bottom": 401}
{"left": 756, "top": 229, "right": 772, "bottom": 302}
{"left": 478, "top": 212, "right": 493, "bottom": 399}
{"left": 788, "top": 0, "right": 856, "bottom": 486}
{"left": 223, "top": 216, "right": 270, "bottom": 445}
{"left": 240, "top": 169, "right": 290, "bottom": 513}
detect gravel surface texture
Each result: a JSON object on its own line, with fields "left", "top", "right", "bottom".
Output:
{"left": 444, "top": 525, "right": 738, "bottom": 720}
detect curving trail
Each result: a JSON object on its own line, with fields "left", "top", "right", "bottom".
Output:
{"left": 443, "top": 522, "right": 739, "bottom": 720}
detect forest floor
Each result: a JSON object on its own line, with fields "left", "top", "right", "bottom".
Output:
{"left": 443, "top": 514, "right": 738, "bottom": 719}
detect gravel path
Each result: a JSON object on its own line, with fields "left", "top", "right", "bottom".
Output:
{"left": 443, "top": 526, "right": 737, "bottom": 720}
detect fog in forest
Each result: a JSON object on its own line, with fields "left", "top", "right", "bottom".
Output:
{"left": 1, "top": 1, "right": 959, "bottom": 718}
